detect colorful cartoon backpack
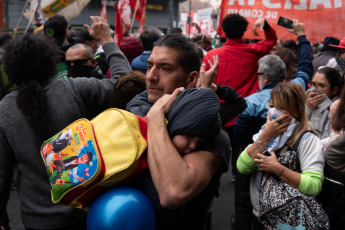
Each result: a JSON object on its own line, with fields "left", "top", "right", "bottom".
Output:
{"left": 41, "top": 108, "right": 148, "bottom": 208}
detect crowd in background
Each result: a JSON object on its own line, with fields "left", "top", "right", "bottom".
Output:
{"left": 1, "top": 12, "right": 345, "bottom": 230}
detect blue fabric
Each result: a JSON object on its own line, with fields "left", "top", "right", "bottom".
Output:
{"left": 131, "top": 51, "right": 151, "bottom": 72}
{"left": 233, "top": 85, "right": 274, "bottom": 144}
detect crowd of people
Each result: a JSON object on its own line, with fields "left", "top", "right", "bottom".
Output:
{"left": 1, "top": 11, "right": 345, "bottom": 230}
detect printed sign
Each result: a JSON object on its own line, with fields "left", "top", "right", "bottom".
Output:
{"left": 218, "top": 0, "right": 345, "bottom": 42}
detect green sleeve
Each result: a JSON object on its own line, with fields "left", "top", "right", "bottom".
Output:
{"left": 298, "top": 171, "right": 324, "bottom": 196}
{"left": 236, "top": 149, "right": 258, "bottom": 174}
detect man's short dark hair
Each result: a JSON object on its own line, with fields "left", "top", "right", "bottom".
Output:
{"left": 154, "top": 34, "right": 201, "bottom": 74}
{"left": 140, "top": 26, "right": 161, "bottom": 51}
{"left": 221, "top": 14, "right": 249, "bottom": 39}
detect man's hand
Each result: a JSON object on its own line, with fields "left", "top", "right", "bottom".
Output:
{"left": 85, "top": 16, "right": 113, "bottom": 45}
{"left": 289, "top": 19, "right": 305, "bottom": 37}
{"left": 198, "top": 55, "right": 219, "bottom": 91}
{"left": 191, "top": 22, "right": 201, "bottom": 33}
{"left": 252, "top": 18, "right": 266, "bottom": 36}
{"left": 306, "top": 92, "right": 325, "bottom": 110}
{"left": 148, "top": 87, "right": 185, "bottom": 116}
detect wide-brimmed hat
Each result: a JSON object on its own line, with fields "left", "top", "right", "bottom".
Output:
{"left": 329, "top": 37, "right": 345, "bottom": 49}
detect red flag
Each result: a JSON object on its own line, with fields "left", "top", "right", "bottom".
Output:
{"left": 100, "top": 1, "right": 107, "bottom": 19}
{"left": 137, "top": 4, "right": 146, "bottom": 34}
{"left": 130, "top": 0, "right": 146, "bottom": 21}
{"left": 115, "top": 7, "right": 123, "bottom": 45}
{"left": 118, "top": 0, "right": 131, "bottom": 30}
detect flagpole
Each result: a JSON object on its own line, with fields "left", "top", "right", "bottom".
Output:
{"left": 25, "top": 1, "right": 38, "bottom": 33}
{"left": 129, "top": 0, "right": 139, "bottom": 34}
{"left": 14, "top": 0, "right": 30, "bottom": 37}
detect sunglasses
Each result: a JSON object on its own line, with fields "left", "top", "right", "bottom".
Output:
{"left": 256, "top": 72, "right": 265, "bottom": 77}
{"left": 65, "top": 58, "right": 92, "bottom": 67}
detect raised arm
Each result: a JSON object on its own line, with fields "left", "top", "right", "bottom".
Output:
{"left": 252, "top": 18, "right": 277, "bottom": 53}
{"left": 85, "top": 16, "right": 131, "bottom": 80}
{"left": 198, "top": 55, "right": 247, "bottom": 125}
{"left": 289, "top": 19, "right": 313, "bottom": 89}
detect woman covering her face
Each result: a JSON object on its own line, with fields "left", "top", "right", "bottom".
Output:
{"left": 237, "top": 82, "right": 328, "bottom": 229}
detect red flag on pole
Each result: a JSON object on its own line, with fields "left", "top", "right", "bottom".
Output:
{"left": 114, "top": 7, "right": 123, "bottom": 45}
{"left": 130, "top": 0, "right": 146, "bottom": 21}
{"left": 118, "top": 0, "right": 131, "bottom": 30}
{"left": 100, "top": 1, "right": 107, "bottom": 19}
{"left": 137, "top": 1, "right": 146, "bottom": 35}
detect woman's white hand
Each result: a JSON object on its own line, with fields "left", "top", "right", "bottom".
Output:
{"left": 254, "top": 151, "right": 281, "bottom": 174}
{"left": 259, "top": 113, "right": 292, "bottom": 142}
{"left": 306, "top": 92, "right": 325, "bottom": 110}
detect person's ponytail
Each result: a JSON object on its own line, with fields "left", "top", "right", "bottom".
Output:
{"left": 17, "top": 80, "right": 50, "bottom": 139}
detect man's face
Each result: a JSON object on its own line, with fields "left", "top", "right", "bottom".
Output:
{"left": 65, "top": 48, "right": 94, "bottom": 67}
{"left": 146, "top": 46, "right": 193, "bottom": 103}
{"left": 78, "top": 154, "right": 89, "bottom": 164}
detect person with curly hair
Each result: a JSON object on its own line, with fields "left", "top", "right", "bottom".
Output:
{"left": 0, "top": 16, "right": 130, "bottom": 230}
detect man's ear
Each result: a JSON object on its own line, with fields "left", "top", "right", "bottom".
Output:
{"left": 186, "top": 71, "right": 198, "bottom": 88}
{"left": 263, "top": 73, "right": 269, "bottom": 84}
{"left": 91, "top": 58, "right": 97, "bottom": 67}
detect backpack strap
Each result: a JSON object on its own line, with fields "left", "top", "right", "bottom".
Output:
{"left": 290, "top": 130, "right": 317, "bottom": 172}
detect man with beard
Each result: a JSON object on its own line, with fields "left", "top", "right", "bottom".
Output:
{"left": 65, "top": 43, "right": 106, "bottom": 79}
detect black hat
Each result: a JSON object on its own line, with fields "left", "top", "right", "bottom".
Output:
{"left": 323, "top": 37, "right": 340, "bottom": 52}
{"left": 72, "top": 28, "right": 93, "bottom": 43}
{"left": 44, "top": 15, "right": 68, "bottom": 46}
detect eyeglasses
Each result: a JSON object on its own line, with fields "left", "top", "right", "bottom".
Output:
{"left": 256, "top": 72, "right": 265, "bottom": 77}
{"left": 65, "top": 58, "right": 92, "bottom": 67}
{"left": 308, "top": 81, "right": 325, "bottom": 91}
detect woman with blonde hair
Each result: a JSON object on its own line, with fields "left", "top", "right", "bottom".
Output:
{"left": 237, "top": 82, "right": 329, "bottom": 229}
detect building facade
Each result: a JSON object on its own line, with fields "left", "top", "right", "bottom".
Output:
{"left": 6, "top": 0, "right": 186, "bottom": 34}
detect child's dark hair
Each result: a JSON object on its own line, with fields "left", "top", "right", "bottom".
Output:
{"left": 110, "top": 71, "right": 146, "bottom": 110}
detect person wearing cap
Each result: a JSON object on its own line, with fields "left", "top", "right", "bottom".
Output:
{"left": 326, "top": 37, "right": 345, "bottom": 77}
{"left": 44, "top": 14, "right": 72, "bottom": 79}
{"left": 72, "top": 28, "right": 109, "bottom": 75}
{"left": 313, "top": 37, "right": 340, "bottom": 73}
{"left": 119, "top": 36, "right": 144, "bottom": 65}
{"left": 65, "top": 43, "right": 107, "bottom": 79}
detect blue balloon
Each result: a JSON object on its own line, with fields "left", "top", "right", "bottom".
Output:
{"left": 87, "top": 186, "right": 155, "bottom": 230}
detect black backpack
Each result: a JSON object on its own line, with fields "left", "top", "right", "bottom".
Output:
{"left": 316, "top": 162, "right": 345, "bottom": 208}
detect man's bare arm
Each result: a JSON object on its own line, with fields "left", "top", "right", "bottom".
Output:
{"left": 146, "top": 89, "right": 223, "bottom": 209}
